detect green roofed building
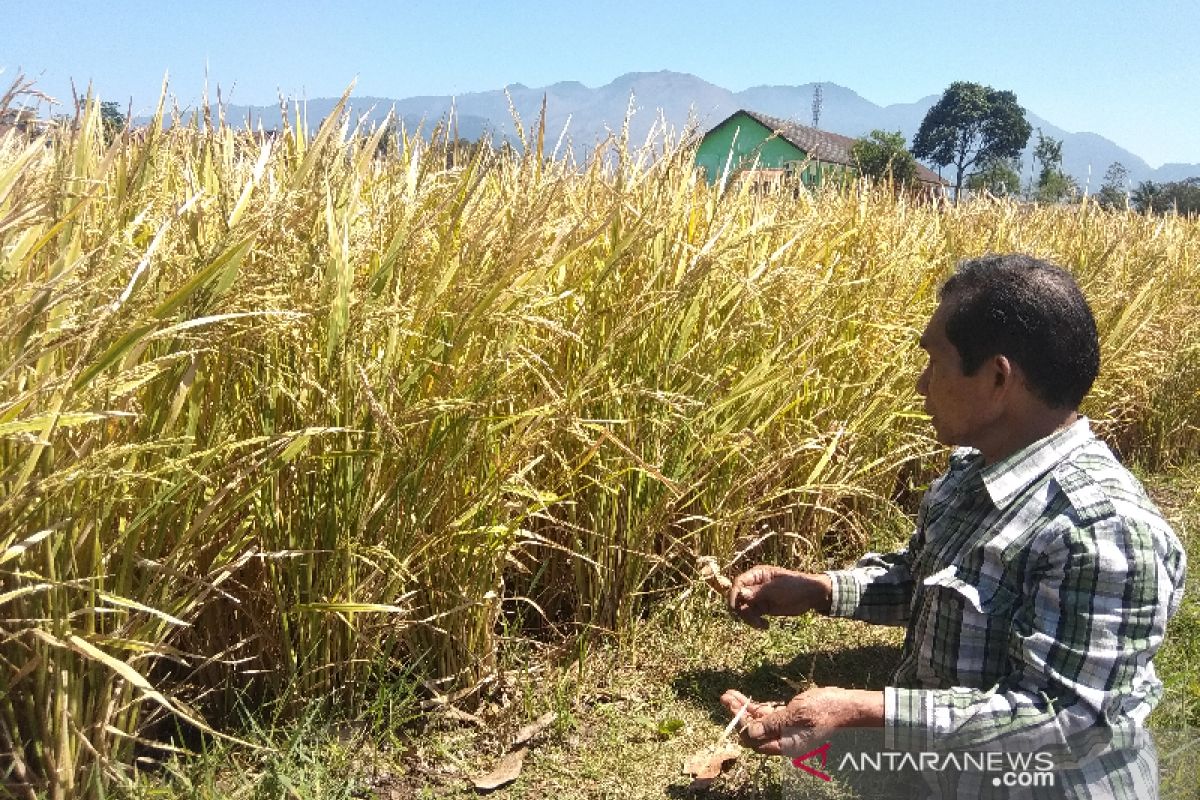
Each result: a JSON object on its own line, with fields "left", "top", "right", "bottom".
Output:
{"left": 695, "top": 109, "right": 946, "bottom": 193}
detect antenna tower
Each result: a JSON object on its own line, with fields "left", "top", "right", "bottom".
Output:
{"left": 811, "top": 83, "right": 823, "bottom": 129}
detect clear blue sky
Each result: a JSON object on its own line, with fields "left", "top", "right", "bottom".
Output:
{"left": 4, "top": 0, "right": 1197, "bottom": 167}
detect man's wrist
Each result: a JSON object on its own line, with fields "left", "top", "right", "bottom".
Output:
{"left": 838, "top": 688, "right": 885, "bottom": 728}
{"left": 790, "top": 571, "right": 832, "bottom": 615}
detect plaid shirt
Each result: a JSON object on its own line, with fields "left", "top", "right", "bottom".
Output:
{"left": 827, "top": 418, "right": 1186, "bottom": 797}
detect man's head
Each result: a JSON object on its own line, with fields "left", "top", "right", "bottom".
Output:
{"left": 938, "top": 254, "right": 1100, "bottom": 407}
{"left": 917, "top": 254, "right": 1100, "bottom": 455}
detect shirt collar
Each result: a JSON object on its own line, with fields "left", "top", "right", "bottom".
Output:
{"left": 976, "top": 416, "right": 1095, "bottom": 508}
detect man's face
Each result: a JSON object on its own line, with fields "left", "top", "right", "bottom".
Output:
{"left": 916, "top": 301, "right": 1002, "bottom": 448}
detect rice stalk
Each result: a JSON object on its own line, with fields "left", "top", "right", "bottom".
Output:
{"left": 0, "top": 76, "right": 1196, "bottom": 795}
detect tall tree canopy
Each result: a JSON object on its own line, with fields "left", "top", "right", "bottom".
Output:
{"left": 99, "top": 100, "right": 127, "bottom": 144}
{"left": 966, "top": 156, "right": 1022, "bottom": 196}
{"left": 912, "top": 81, "right": 1032, "bottom": 200}
{"left": 1097, "top": 162, "right": 1130, "bottom": 210}
{"left": 1131, "top": 181, "right": 1162, "bottom": 213}
{"left": 851, "top": 130, "right": 917, "bottom": 186}
{"left": 1032, "top": 129, "right": 1076, "bottom": 203}
{"left": 1129, "top": 179, "right": 1200, "bottom": 216}
{"left": 1139, "top": 178, "right": 1200, "bottom": 216}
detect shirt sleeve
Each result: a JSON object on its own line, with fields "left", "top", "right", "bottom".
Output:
{"left": 824, "top": 485, "right": 934, "bottom": 624}
{"left": 825, "top": 547, "right": 917, "bottom": 625}
{"left": 883, "top": 514, "right": 1184, "bottom": 756}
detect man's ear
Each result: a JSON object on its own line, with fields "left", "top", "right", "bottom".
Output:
{"left": 992, "top": 355, "right": 1014, "bottom": 389}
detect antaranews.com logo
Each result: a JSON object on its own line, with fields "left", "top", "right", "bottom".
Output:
{"left": 791, "top": 742, "right": 1056, "bottom": 789}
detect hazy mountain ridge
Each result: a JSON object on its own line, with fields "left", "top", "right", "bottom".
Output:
{"left": 154, "top": 71, "right": 1196, "bottom": 186}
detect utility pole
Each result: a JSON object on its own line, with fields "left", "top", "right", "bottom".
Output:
{"left": 811, "top": 83, "right": 823, "bottom": 129}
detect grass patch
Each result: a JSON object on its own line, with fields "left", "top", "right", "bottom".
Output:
{"left": 118, "top": 473, "right": 1197, "bottom": 799}
{"left": 1145, "top": 470, "right": 1200, "bottom": 731}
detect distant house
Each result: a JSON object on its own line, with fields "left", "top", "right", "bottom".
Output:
{"left": 0, "top": 107, "right": 54, "bottom": 138}
{"left": 695, "top": 109, "right": 946, "bottom": 193}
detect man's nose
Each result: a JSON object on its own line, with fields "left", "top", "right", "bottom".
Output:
{"left": 916, "top": 365, "right": 929, "bottom": 396}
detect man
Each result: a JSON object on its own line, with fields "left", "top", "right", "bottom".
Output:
{"left": 721, "top": 254, "right": 1186, "bottom": 797}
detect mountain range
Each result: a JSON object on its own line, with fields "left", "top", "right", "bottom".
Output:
{"left": 184, "top": 71, "right": 1199, "bottom": 187}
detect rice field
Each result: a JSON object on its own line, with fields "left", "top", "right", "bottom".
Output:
{"left": 1, "top": 83, "right": 1198, "bottom": 798}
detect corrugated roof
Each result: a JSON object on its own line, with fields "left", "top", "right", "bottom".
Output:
{"left": 730, "top": 109, "right": 948, "bottom": 187}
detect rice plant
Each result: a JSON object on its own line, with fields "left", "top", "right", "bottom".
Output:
{"left": 1, "top": 77, "right": 1197, "bottom": 797}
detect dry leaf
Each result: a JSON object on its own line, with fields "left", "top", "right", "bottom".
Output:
{"left": 440, "top": 706, "right": 487, "bottom": 727}
{"left": 682, "top": 741, "right": 742, "bottom": 788}
{"left": 471, "top": 712, "right": 557, "bottom": 792}
{"left": 697, "top": 556, "right": 732, "bottom": 595}
{"left": 473, "top": 745, "right": 529, "bottom": 792}
{"left": 513, "top": 711, "right": 557, "bottom": 745}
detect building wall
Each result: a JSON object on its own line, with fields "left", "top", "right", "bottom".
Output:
{"left": 694, "top": 112, "right": 853, "bottom": 189}
{"left": 791, "top": 160, "right": 851, "bottom": 188}
{"left": 694, "top": 113, "right": 805, "bottom": 184}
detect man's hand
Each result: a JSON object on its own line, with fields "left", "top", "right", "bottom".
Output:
{"left": 720, "top": 687, "right": 883, "bottom": 757}
{"left": 727, "top": 566, "right": 833, "bottom": 629}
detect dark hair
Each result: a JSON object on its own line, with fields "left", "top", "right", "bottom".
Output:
{"left": 939, "top": 254, "right": 1100, "bottom": 408}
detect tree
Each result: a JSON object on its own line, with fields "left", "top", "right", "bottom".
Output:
{"left": 99, "top": 100, "right": 126, "bottom": 144}
{"left": 1131, "top": 181, "right": 1161, "bottom": 213}
{"left": 965, "top": 156, "right": 1022, "bottom": 196}
{"left": 850, "top": 129, "right": 918, "bottom": 186}
{"left": 1097, "top": 162, "right": 1130, "bottom": 209}
{"left": 1036, "top": 171, "right": 1078, "bottom": 204}
{"left": 912, "top": 81, "right": 1032, "bottom": 201}
{"left": 1031, "top": 129, "right": 1076, "bottom": 203}
{"left": 1143, "top": 178, "right": 1200, "bottom": 216}
{"left": 1033, "top": 129, "right": 1062, "bottom": 179}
